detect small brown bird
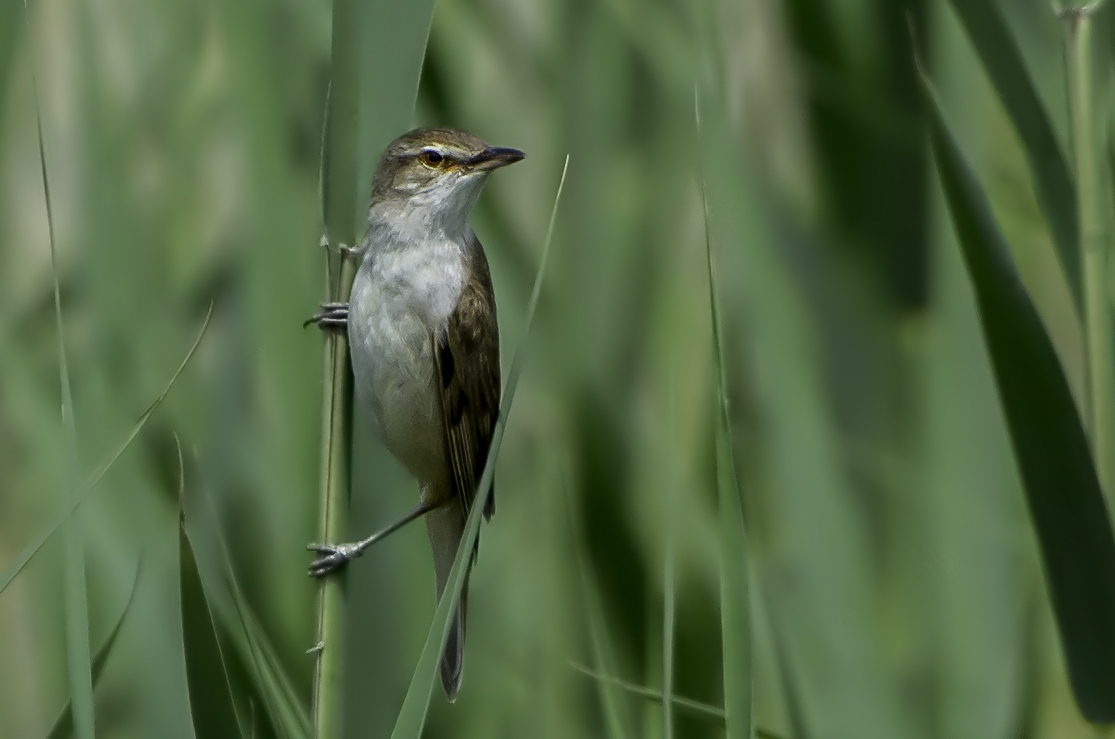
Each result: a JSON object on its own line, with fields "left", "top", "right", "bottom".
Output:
{"left": 307, "top": 127, "right": 524, "bottom": 700}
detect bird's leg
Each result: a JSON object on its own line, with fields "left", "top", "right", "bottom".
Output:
{"left": 303, "top": 302, "right": 349, "bottom": 331}
{"left": 307, "top": 499, "right": 444, "bottom": 577}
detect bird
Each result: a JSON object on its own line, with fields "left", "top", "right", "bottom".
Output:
{"left": 306, "top": 127, "right": 524, "bottom": 701}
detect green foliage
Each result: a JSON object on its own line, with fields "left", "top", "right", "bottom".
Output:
{"left": 311, "top": 2, "right": 435, "bottom": 736}
{"left": 46, "top": 559, "right": 141, "bottom": 739}
{"left": 700, "top": 97, "right": 753, "bottom": 739}
{"left": 4, "top": 0, "right": 1115, "bottom": 737}
{"left": 180, "top": 493, "right": 245, "bottom": 739}
{"left": 197, "top": 470, "right": 312, "bottom": 739}
{"left": 920, "top": 59, "right": 1115, "bottom": 724}
{"left": 33, "top": 40, "right": 96, "bottom": 739}
{"left": 945, "top": 0, "right": 1081, "bottom": 309}
{"left": 0, "top": 309, "right": 212, "bottom": 596}
{"left": 573, "top": 482, "right": 636, "bottom": 739}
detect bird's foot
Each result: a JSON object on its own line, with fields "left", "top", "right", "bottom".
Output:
{"left": 303, "top": 302, "right": 349, "bottom": 331}
{"left": 307, "top": 540, "right": 365, "bottom": 577}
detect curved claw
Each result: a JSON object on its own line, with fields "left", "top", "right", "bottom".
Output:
{"left": 307, "top": 542, "right": 361, "bottom": 577}
{"left": 303, "top": 302, "right": 350, "bottom": 331}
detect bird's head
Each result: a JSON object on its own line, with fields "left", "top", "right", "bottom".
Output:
{"left": 368, "top": 127, "right": 525, "bottom": 236}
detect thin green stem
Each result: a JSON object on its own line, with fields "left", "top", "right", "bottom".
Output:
{"left": 311, "top": 253, "right": 355, "bottom": 739}
{"left": 1066, "top": 6, "right": 1114, "bottom": 497}
{"left": 311, "top": 0, "right": 359, "bottom": 735}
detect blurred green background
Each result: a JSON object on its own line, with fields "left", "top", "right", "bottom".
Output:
{"left": 0, "top": 0, "right": 1106, "bottom": 736}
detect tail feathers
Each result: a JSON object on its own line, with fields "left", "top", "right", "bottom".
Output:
{"left": 440, "top": 586, "right": 467, "bottom": 701}
{"left": 426, "top": 503, "right": 470, "bottom": 701}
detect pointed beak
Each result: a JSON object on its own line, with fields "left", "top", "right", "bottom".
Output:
{"left": 468, "top": 146, "right": 526, "bottom": 171}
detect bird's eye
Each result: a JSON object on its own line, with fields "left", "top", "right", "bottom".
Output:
{"left": 419, "top": 150, "right": 444, "bottom": 167}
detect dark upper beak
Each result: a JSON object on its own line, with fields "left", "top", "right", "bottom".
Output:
{"left": 468, "top": 146, "right": 526, "bottom": 171}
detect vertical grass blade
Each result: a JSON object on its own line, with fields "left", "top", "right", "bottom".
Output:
{"left": 919, "top": 60, "right": 1115, "bottom": 724}
{"left": 388, "top": 156, "right": 569, "bottom": 739}
{"left": 1065, "top": 7, "right": 1115, "bottom": 498}
{"left": 712, "top": 409, "right": 752, "bottom": 739}
{"left": 45, "top": 558, "right": 142, "bottom": 739}
{"left": 696, "top": 90, "right": 753, "bottom": 739}
{"left": 661, "top": 450, "right": 677, "bottom": 739}
{"left": 0, "top": 305, "right": 212, "bottom": 597}
{"left": 61, "top": 532, "right": 93, "bottom": 739}
{"left": 25, "top": 2, "right": 94, "bottom": 733}
{"left": 945, "top": 0, "right": 1081, "bottom": 310}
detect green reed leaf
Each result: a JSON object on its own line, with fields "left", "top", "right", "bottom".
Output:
{"left": 946, "top": 0, "right": 1081, "bottom": 311}
{"left": 179, "top": 439, "right": 245, "bottom": 739}
{"left": 920, "top": 59, "right": 1115, "bottom": 724}
{"left": 45, "top": 557, "right": 142, "bottom": 739}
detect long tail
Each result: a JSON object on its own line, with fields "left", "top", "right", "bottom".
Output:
{"left": 425, "top": 501, "right": 469, "bottom": 701}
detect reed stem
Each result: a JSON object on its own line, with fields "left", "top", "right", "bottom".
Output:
{"left": 311, "top": 0, "right": 359, "bottom": 735}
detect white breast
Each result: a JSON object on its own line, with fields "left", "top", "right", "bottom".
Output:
{"left": 347, "top": 227, "right": 465, "bottom": 483}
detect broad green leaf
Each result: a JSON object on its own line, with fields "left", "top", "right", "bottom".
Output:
{"left": 920, "top": 63, "right": 1115, "bottom": 724}
{"left": 946, "top": 0, "right": 1081, "bottom": 311}
{"left": 389, "top": 156, "right": 569, "bottom": 739}
{"left": 46, "top": 558, "right": 142, "bottom": 739}
{"left": 237, "top": 606, "right": 311, "bottom": 739}
{"left": 199, "top": 480, "right": 310, "bottom": 739}
{"left": 180, "top": 449, "right": 245, "bottom": 739}
{"left": 0, "top": 305, "right": 213, "bottom": 597}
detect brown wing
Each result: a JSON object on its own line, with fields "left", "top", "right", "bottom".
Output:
{"left": 434, "top": 229, "right": 500, "bottom": 520}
